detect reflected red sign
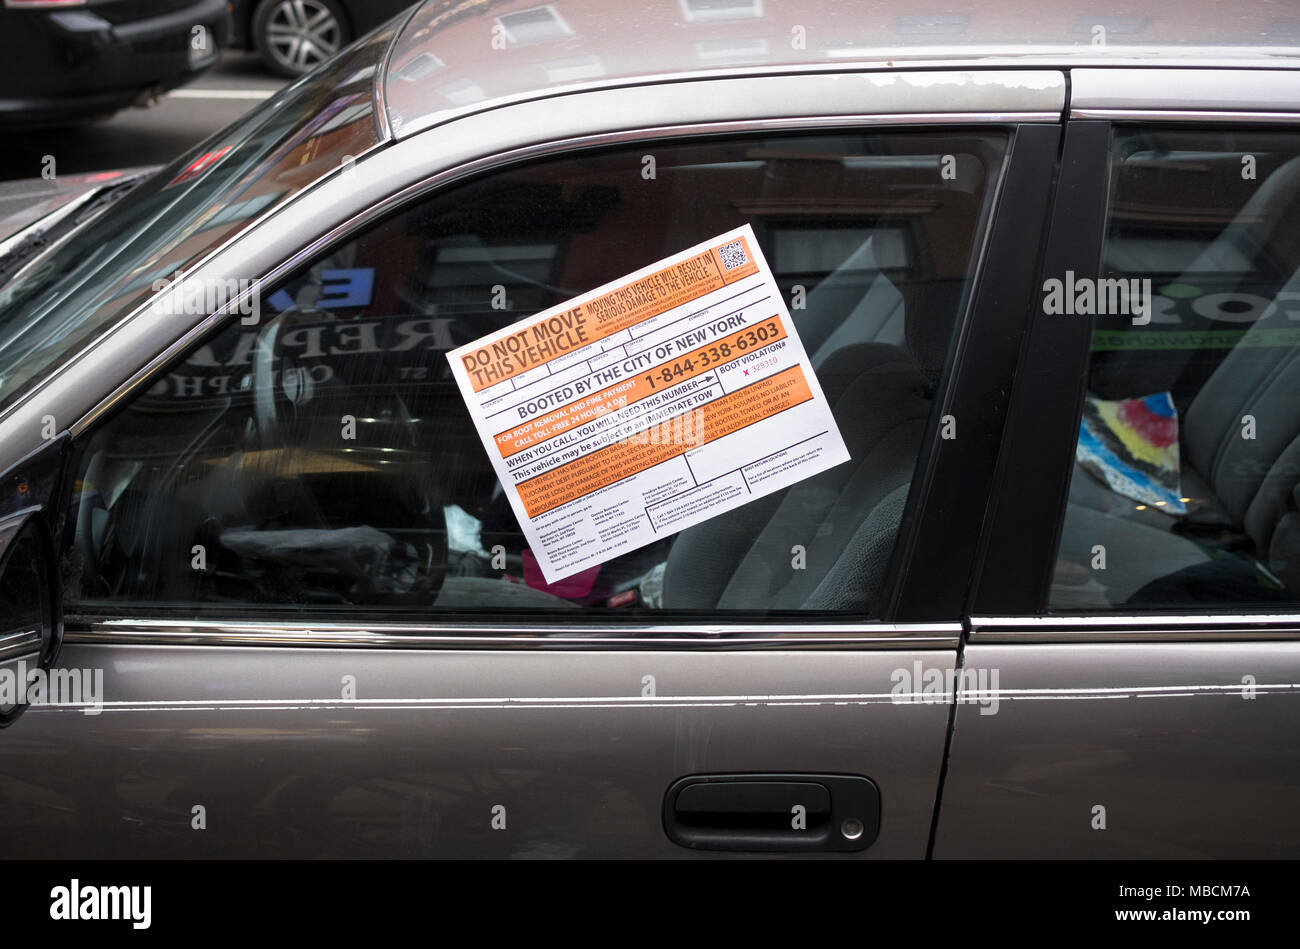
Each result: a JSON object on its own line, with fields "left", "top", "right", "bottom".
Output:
{"left": 166, "top": 145, "right": 234, "bottom": 188}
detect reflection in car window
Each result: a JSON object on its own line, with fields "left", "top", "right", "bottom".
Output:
{"left": 0, "top": 22, "right": 394, "bottom": 414}
{"left": 65, "top": 131, "right": 1006, "bottom": 619}
{"left": 1052, "top": 128, "right": 1300, "bottom": 610}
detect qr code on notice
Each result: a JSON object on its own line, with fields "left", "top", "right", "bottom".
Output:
{"left": 717, "top": 239, "right": 749, "bottom": 271}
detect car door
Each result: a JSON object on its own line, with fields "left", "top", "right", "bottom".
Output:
{"left": 0, "top": 75, "right": 1061, "bottom": 858}
{"left": 935, "top": 70, "right": 1300, "bottom": 858}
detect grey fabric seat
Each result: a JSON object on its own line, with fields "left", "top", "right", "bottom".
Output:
{"left": 1088, "top": 153, "right": 1300, "bottom": 400}
{"left": 663, "top": 278, "right": 962, "bottom": 612}
{"left": 662, "top": 342, "right": 928, "bottom": 611}
{"left": 1060, "top": 155, "right": 1300, "bottom": 605}
{"left": 434, "top": 266, "right": 958, "bottom": 612}
{"left": 1062, "top": 262, "right": 1300, "bottom": 604}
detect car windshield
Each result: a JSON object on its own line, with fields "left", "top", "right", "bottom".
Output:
{"left": 0, "top": 21, "right": 396, "bottom": 416}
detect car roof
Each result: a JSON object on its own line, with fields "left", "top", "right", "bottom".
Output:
{"left": 380, "top": 0, "right": 1300, "bottom": 138}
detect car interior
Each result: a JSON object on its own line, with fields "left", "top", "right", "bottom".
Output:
{"left": 1052, "top": 130, "right": 1300, "bottom": 609}
{"left": 63, "top": 132, "right": 1005, "bottom": 617}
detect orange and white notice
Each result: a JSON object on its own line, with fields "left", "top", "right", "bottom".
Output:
{"left": 447, "top": 224, "right": 850, "bottom": 585}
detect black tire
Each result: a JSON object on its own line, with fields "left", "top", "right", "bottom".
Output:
{"left": 252, "top": 0, "right": 350, "bottom": 78}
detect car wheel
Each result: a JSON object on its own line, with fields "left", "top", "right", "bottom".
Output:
{"left": 252, "top": 0, "right": 349, "bottom": 78}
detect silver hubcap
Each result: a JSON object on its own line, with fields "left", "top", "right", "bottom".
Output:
{"left": 267, "top": 0, "right": 341, "bottom": 72}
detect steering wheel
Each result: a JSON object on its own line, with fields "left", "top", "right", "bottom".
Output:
{"left": 248, "top": 313, "right": 450, "bottom": 605}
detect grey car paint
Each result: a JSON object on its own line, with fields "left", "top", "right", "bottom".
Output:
{"left": 1, "top": 0, "right": 1299, "bottom": 858}
{"left": 935, "top": 637, "right": 1300, "bottom": 858}
{"left": 5, "top": 642, "right": 955, "bottom": 857}
{"left": 0, "top": 64, "right": 1030, "bottom": 859}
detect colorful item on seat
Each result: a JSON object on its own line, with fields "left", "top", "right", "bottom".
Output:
{"left": 1077, "top": 391, "right": 1187, "bottom": 515}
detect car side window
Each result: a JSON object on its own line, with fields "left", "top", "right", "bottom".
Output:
{"left": 64, "top": 130, "right": 1006, "bottom": 619}
{"left": 1051, "top": 128, "right": 1300, "bottom": 610}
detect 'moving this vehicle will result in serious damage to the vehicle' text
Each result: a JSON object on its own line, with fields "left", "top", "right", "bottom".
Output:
{"left": 0, "top": 0, "right": 1297, "bottom": 858}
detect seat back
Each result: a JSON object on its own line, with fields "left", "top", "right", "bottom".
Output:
{"left": 1184, "top": 265, "right": 1300, "bottom": 562}
{"left": 662, "top": 276, "right": 965, "bottom": 612}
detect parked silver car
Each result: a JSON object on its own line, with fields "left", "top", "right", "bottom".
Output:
{"left": 0, "top": 0, "right": 1298, "bottom": 858}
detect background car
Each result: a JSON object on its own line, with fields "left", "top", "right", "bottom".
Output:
{"left": 0, "top": 0, "right": 1297, "bottom": 861}
{"left": 227, "top": 0, "right": 417, "bottom": 77}
{"left": 0, "top": 0, "right": 228, "bottom": 128}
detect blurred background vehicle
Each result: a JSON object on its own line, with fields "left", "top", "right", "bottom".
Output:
{"left": 0, "top": 0, "right": 229, "bottom": 128}
{"left": 0, "top": 50, "right": 285, "bottom": 183}
{"left": 227, "top": 0, "right": 416, "bottom": 76}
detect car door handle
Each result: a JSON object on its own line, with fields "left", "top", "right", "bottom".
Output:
{"left": 663, "top": 773, "right": 880, "bottom": 852}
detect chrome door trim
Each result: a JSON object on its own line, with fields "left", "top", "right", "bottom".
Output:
{"left": 66, "top": 108, "right": 1038, "bottom": 440}
{"left": 66, "top": 618, "right": 961, "bottom": 650}
{"left": 1071, "top": 108, "right": 1300, "bottom": 124}
{"left": 971, "top": 614, "right": 1300, "bottom": 643}
{"left": 1071, "top": 68, "right": 1300, "bottom": 117}
{"left": 0, "top": 629, "right": 41, "bottom": 663}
